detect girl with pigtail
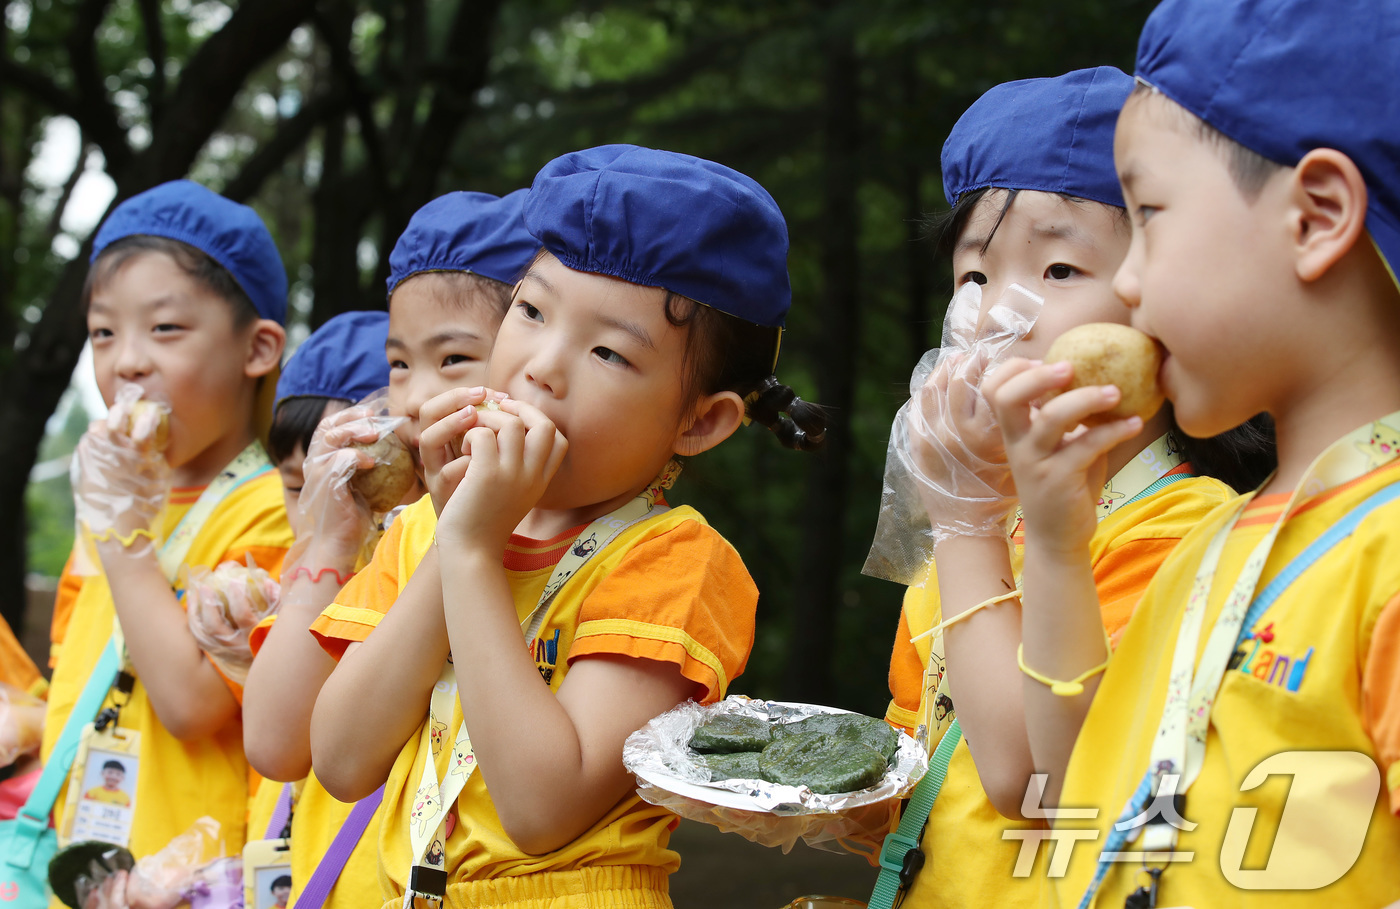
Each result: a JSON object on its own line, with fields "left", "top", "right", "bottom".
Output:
{"left": 309, "top": 145, "right": 822, "bottom": 909}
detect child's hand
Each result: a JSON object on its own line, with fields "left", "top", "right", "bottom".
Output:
{"left": 293, "top": 406, "right": 385, "bottom": 567}
{"left": 984, "top": 358, "right": 1142, "bottom": 554}
{"left": 908, "top": 348, "right": 1015, "bottom": 535}
{"left": 418, "top": 386, "right": 509, "bottom": 515}
{"left": 433, "top": 398, "right": 569, "bottom": 550}
{"left": 72, "top": 406, "right": 171, "bottom": 552}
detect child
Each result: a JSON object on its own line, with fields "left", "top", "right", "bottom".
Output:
{"left": 309, "top": 146, "right": 824, "bottom": 908}
{"left": 242, "top": 191, "right": 535, "bottom": 909}
{"left": 42, "top": 180, "right": 292, "bottom": 858}
{"left": 83, "top": 759, "right": 130, "bottom": 806}
{"left": 265, "top": 309, "right": 400, "bottom": 519}
{"left": 874, "top": 67, "right": 1274, "bottom": 907}
{"left": 984, "top": 1, "right": 1400, "bottom": 905}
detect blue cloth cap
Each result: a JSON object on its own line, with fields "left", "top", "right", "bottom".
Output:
{"left": 1137, "top": 0, "right": 1400, "bottom": 277}
{"left": 942, "top": 66, "right": 1135, "bottom": 209}
{"left": 92, "top": 180, "right": 288, "bottom": 325}
{"left": 523, "top": 145, "right": 791, "bottom": 328}
{"left": 387, "top": 190, "right": 537, "bottom": 296}
{"left": 276, "top": 310, "right": 390, "bottom": 409}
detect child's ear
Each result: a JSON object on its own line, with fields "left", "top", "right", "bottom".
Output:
{"left": 1289, "top": 148, "right": 1370, "bottom": 283}
{"left": 245, "top": 319, "right": 287, "bottom": 379}
{"left": 674, "top": 390, "right": 745, "bottom": 457}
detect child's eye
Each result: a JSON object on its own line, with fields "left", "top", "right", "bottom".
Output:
{"left": 517, "top": 301, "right": 543, "bottom": 321}
{"left": 959, "top": 272, "right": 988, "bottom": 286}
{"left": 1046, "top": 263, "right": 1079, "bottom": 280}
{"left": 594, "top": 347, "right": 630, "bottom": 367}
{"left": 389, "top": 360, "right": 408, "bottom": 371}
{"left": 89, "top": 327, "right": 113, "bottom": 341}
{"left": 442, "top": 354, "right": 475, "bottom": 367}
{"left": 1135, "top": 205, "right": 1159, "bottom": 225}
{"left": 153, "top": 323, "right": 183, "bottom": 333}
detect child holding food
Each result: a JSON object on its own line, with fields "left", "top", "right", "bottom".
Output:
{"left": 42, "top": 180, "right": 292, "bottom": 858}
{"left": 986, "top": 1, "right": 1400, "bottom": 904}
{"left": 242, "top": 192, "right": 535, "bottom": 909}
{"left": 870, "top": 68, "right": 1273, "bottom": 907}
{"left": 309, "top": 145, "right": 825, "bottom": 908}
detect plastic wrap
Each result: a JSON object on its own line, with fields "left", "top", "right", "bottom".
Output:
{"left": 623, "top": 697, "right": 924, "bottom": 856}
{"left": 863, "top": 283, "right": 1043, "bottom": 585}
{"left": 71, "top": 385, "right": 173, "bottom": 574}
{"left": 285, "top": 391, "right": 411, "bottom": 574}
{"left": 185, "top": 556, "right": 281, "bottom": 687}
{"left": 66, "top": 817, "right": 230, "bottom": 909}
{"left": 0, "top": 680, "right": 45, "bottom": 767}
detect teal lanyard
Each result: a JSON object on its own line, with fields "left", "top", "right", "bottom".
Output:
{"left": 868, "top": 720, "right": 963, "bottom": 909}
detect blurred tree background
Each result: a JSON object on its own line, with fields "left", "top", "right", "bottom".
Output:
{"left": 4, "top": 0, "right": 1153, "bottom": 716}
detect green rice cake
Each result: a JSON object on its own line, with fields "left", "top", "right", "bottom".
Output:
{"left": 702, "top": 750, "right": 764, "bottom": 782}
{"left": 758, "top": 730, "right": 888, "bottom": 794}
{"left": 779, "top": 712, "right": 900, "bottom": 762}
{"left": 690, "top": 713, "right": 774, "bottom": 754}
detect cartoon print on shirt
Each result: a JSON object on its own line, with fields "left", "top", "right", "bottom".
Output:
{"left": 448, "top": 747, "right": 476, "bottom": 778}
{"left": 571, "top": 534, "right": 598, "bottom": 558}
{"left": 425, "top": 839, "right": 445, "bottom": 868}
{"left": 1096, "top": 482, "right": 1126, "bottom": 517}
{"left": 429, "top": 718, "right": 449, "bottom": 757}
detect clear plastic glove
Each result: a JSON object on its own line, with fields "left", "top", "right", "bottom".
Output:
{"left": 0, "top": 681, "right": 44, "bottom": 767}
{"left": 863, "top": 282, "right": 1043, "bottom": 585}
{"left": 185, "top": 557, "right": 281, "bottom": 687}
{"left": 127, "top": 816, "right": 223, "bottom": 909}
{"left": 71, "top": 384, "right": 172, "bottom": 574}
{"left": 286, "top": 394, "right": 408, "bottom": 573}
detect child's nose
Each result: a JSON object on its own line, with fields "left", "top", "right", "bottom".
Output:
{"left": 113, "top": 337, "right": 153, "bottom": 379}
{"left": 524, "top": 344, "right": 566, "bottom": 397}
{"left": 1113, "top": 250, "right": 1143, "bottom": 309}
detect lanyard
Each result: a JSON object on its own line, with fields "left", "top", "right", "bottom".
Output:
{"left": 1080, "top": 412, "right": 1400, "bottom": 907}
{"left": 917, "top": 434, "right": 1189, "bottom": 746}
{"left": 104, "top": 443, "right": 272, "bottom": 720}
{"left": 404, "top": 465, "right": 677, "bottom": 904}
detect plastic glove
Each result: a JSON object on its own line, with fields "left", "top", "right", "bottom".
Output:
{"left": 286, "top": 396, "right": 407, "bottom": 573}
{"left": 185, "top": 557, "right": 281, "bottom": 687}
{"left": 71, "top": 385, "right": 172, "bottom": 572}
{"left": 863, "top": 282, "right": 1043, "bottom": 585}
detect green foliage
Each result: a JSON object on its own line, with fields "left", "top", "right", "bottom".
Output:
{"left": 9, "top": 0, "right": 1155, "bottom": 711}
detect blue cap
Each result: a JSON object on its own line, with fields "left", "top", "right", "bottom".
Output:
{"left": 523, "top": 145, "right": 791, "bottom": 328}
{"left": 387, "top": 190, "right": 537, "bottom": 296}
{"left": 275, "top": 310, "right": 389, "bottom": 409}
{"left": 92, "top": 180, "right": 288, "bottom": 325}
{"left": 1137, "top": 0, "right": 1400, "bottom": 276}
{"left": 942, "top": 67, "right": 1135, "bottom": 209}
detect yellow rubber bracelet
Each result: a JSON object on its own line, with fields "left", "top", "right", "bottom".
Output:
{"left": 88, "top": 528, "right": 157, "bottom": 548}
{"left": 910, "top": 590, "right": 1021, "bottom": 643}
{"left": 1017, "top": 643, "right": 1109, "bottom": 697}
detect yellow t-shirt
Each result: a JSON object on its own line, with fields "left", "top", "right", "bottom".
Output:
{"left": 245, "top": 612, "right": 382, "bottom": 909}
{"left": 311, "top": 495, "right": 758, "bottom": 907}
{"left": 83, "top": 786, "right": 132, "bottom": 807}
{"left": 43, "top": 471, "right": 292, "bottom": 859}
{"left": 885, "top": 475, "right": 1234, "bottom": 908}
{"left": 1052, "top": 459, "right": 1400, "bottom": 908}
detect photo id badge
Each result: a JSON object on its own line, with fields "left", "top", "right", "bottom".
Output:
{"left": 242, "top": 838, "right": 292, "bottom": 909}
{"left": 60, "top": 725, "right": 140, "bottom": 848}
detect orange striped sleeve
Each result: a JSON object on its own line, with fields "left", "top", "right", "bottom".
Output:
{"left": 1092, "top": 537, "right": 1184, "bottom": 646}
{"left": 310, "top": 515, "right": 404, "bottom": 660}
{"left": 1363, "top": 591, "right": 1400, "bottom": 814}
{"left": 569, "top": 520, "right": 757, "bottom": 704}
{"left": 886, "top": 600, "right": 924, "bottom": 734}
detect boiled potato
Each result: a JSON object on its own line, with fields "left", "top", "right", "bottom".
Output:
{"left": 1043, "top": 323, "right": 1164, "bottom": 425}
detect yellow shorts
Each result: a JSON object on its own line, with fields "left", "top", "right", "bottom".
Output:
{"left": 391, "top": 866, "right": 671, "bottom": 909}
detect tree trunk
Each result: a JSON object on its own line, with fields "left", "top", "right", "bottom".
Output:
{"left": 786, "top": 8, "right": 860, "bottom": 705}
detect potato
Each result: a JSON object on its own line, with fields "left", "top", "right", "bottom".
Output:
{"left": 123, "top": 400, "right": 170, "bottom": 452}
{"left": 1043, "top": 323, "right": 1164, "bottom": 425}
{"left": 350, "top": 432, "right": 416, "bottom": 512}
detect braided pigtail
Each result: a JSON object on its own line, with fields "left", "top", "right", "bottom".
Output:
{"left": 744, "top": 376, "right": 828, "bottom": 451}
